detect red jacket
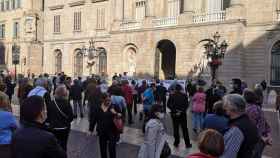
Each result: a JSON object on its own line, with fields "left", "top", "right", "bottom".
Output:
{"left": 187, "top": 153, "right": 216, "bottom": 158}
{"left": 122, "top": 84, "right": 133, "bottom": 105}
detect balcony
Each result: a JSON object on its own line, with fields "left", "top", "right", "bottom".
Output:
{"left": 152, "top": 17, "right": 178, "bottom": 28}
{"left": 120, "top": 20, "right": 142, "bottom": 31}
{"left": 193, "top": 11, "right": 226, "bottom": 24}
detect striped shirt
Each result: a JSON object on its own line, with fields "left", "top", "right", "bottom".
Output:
{"left": 221, "top": 127, "right": 244, "bottom": 158}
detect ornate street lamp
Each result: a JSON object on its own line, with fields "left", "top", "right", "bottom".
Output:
{"left": 199, "top": 32, "right": 228, "bottom": 83}
{"left": 81, "top": 38, "right": 102, "bottom": 75}
{"left": 12, "top": 43, "right": 20, "bottom": 81}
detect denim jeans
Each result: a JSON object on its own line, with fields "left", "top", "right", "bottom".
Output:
{"left": 73, "top": 100, "right": 84, "bottom": 117}
{"left": 192, "top": 112, "right": 204, "bottom": 130}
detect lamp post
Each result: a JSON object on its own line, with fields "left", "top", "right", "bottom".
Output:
{"left": 199, "top": 32, "right": 228, "bottom": 83}
{"left": 81, "top": 38, "right": 101, "bottom": 75}
{"left": 12, "top": 43, "right": 20, "bottom": 81}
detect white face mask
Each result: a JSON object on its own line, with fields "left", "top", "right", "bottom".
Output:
{"left": 157, "top": 112, "right": 165, "bottom": 119}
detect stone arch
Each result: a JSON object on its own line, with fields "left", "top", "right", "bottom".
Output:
{"left": 0, "top": 43, "right": 5, "bottom": 65}
{"left": 54, "top": 49, "right": 62, "bottom": 74}
{"left": 74, "top": 48, "right": 83, "bottom": 77}
{"left": 155, "top": 39, "right": 176, "bottom": 79}
{"left": 122, "top": 44, "right": 138, "bottom": 77}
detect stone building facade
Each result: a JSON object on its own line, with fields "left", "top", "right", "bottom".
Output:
{"left": 0, "top": 0, "right": 44, "bottom": 75}
{"left": 2, "top": 0, "right": 280, "bottom": 89}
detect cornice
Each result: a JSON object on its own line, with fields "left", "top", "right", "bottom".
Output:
{"left": 92, "top": 0, "right": 108, "bottom": 3}
{"left": 49, "top": 5, "right": 64, "bottom": 11}
{"left": 69, "top": 0, "right": 86, "bottom": 7}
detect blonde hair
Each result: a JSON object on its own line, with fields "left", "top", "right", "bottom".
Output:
{"left": 0, "top": 91, "right": 10, "bottom": 110}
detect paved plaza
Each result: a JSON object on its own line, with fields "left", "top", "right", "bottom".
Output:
{"left": 12, "top": 102, "right": 279, "bottom": 158}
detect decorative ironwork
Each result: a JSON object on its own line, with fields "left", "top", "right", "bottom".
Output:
{"left": 199, "top": 32, "right": 228, "bottom": 83}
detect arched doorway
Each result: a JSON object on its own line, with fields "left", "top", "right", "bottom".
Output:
{"left": 271, "top": 41, "right": 280, "bottom": 85}
{"left": 98, "top": 48, "right": 107, "bottom": 75}
{"left": 54, "top": 49, "right": 62, "bottom": 73}
{"left": 123, "top": 45, "right": 137, "bottom": 77}
{"left": 74, "top": 49, "right": 83, "bottom": 77}
{"left": 155, "top": 40, "right": 176, "bottom": 79}
{"left": 0, "top": 43, "right": 5, "bottom": 65}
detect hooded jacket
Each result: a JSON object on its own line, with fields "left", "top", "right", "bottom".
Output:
{"left": 138, "top": 119, "right": 167, "bottom": 158}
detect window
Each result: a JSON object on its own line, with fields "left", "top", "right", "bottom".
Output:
{"left": 13, "top": 22, "right": 19, "bottom": 38}
{"left": 0, "top": 24, "right": 5, "bottom": 39}
{"left": 135, "top": 0, "right": 146, "bottom": 20}
{"left": 5, "top": 0, "right": 9, "bottom": 10}
{"left": 168, "top": 0, "right": 180, "bottom": 17}
{"left": 11, "top": 0, "right": 15, "bottom": 9}
{"left": 73, "top": 11, "right": 81, "bottom": 31}
{"left": 271, "top": 41, "right": 280, "bottom": 85}
{"left": 99, "top": 49, "right": 107, "bottom": 74}
{"left": 74, "top": 50, "right": 83, "bottom": 77}
{"left": 55, "top": 50, "right": 62, "bottom": 73}
{"left": 54, "top": 15, "right": 60, "bottom": 33}
{"left": 96, "top": 8, "right": 105, "bottom": 30}
{"left": 1, "top": 0, "right": 4, "bottom": 11}
{"left": 16, "top": 0, "right": 20, "bottom": 8}
{"left": 0, "top": 44, "right": 5, "bottom": 65}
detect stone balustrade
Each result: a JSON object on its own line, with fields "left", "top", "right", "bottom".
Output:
{"left": 193, "top": 11, "right": 226, "bottom": 24}
{"left": 277, "top": 10, "right": 280, "bottom": 21}
{"left": 120, "top": 20, "right": 142, "bottom": 30}
{"left": 152, "top": 17, "right": 178, "bottom": 27}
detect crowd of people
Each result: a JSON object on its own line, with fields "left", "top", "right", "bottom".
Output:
{"left": 0, "top": 72, "right": 277, "bottom": 158}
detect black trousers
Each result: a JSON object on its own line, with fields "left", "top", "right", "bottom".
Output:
{"left": 133, "top": 94, "right": 138, "bottom": 114}
{"left": 53, "top": 128, "right": 71, "bottom": 151}
{"left": 0, "top": 144, "right": 11, "bottom": 158}
{"left": 99, "top": 134, "right": 117, "bottom": 158}
{"left": 127, "top": 104, "right": 133, "bottom": 123}
{"left": 171, "top": 113, "right": 191, "bottom": 146}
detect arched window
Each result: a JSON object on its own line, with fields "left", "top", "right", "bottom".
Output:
{"left": 99, "top": 48, "right": 107, "bottom": 75}
{"left": 0, "top": 44, "right": 5, "bottom": 64}
{"left": 271, "top": 41, "right": 280, "bottom": 85}
{"left": 54, "top": 50, "right": 62, "bottom": 73}
{"left": 74, "top": 49, "right": 83, "bottom": 77}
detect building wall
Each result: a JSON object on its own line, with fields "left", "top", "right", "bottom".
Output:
{"left": 41, "top": 0, "right": 280, "bottom": 88}
{"left": 0, "top": 0, "right": 44, "bottom": 75}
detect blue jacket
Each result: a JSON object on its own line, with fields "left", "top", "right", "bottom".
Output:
{"left": 0, "top": 110, "right": 17, "bottom": 144}
{"left": 143, "top": 88, "right": 155, "bottom": 112}
{"left": 203, "top": 114, "right": 229, "bottom": 134}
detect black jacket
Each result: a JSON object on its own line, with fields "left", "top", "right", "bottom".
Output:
{"left": 46, "top": 98, "right": 74, "bottom": 129}
{"left": 70, "top": 84, "right": 83, "bottom": 100}
{"left": 229, "top": 114, "right": 259, "bottom": 158}
{"left": 11, "top": 121, "right": 67, "bottom": 158}
{"left": 5, "top": 81, "right": 16, "bottom": 97}
{"left": 96, "top": 106, "right": 117, "bottom": 136}
{"left": 155, "top": 85, "right": 167, "bottom": 101}
{"left": 167, "top": 91, "right": 189, "bottom": 113}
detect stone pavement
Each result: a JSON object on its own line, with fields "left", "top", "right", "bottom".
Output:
{"left": 12, "top": 104, "right": 278, "bottom": 158}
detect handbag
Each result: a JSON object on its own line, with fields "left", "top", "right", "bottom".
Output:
{"left": 160, "top": 142, "right": 171, "bottom": 158}
{"left": 113, "top": 115, "right": 124, "bottom": 133}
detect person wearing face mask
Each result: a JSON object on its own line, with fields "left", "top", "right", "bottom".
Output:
{"left": 46, "top": 85, "right": 74, "bottom": 151}
{"left": 12, "top": 96, "right": 67, "bottom": 158}
{"left": 138, "top": 104, "right": 170, "bottom": 158}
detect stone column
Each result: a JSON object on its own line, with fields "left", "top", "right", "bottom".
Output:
{"left": 114, "top": 0, "right": 124, "bottom": 21}
{"left": 183, "top": 0, "right": 194, "bottom": 13}
{"left": 146, "top": 0, "right": 155, "bottom": 17}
